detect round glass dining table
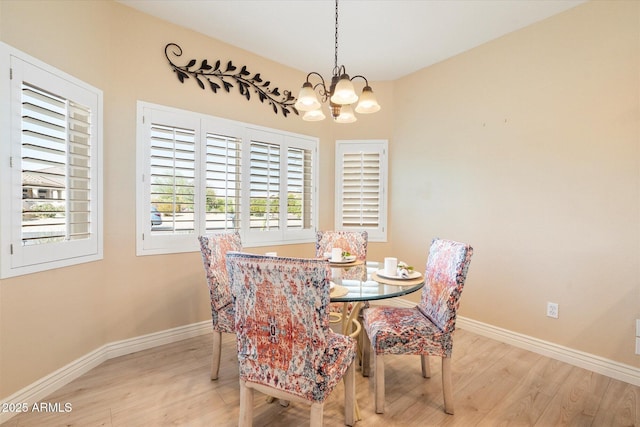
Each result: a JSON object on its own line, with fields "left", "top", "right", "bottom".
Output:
{"left": 329, "top": 260, "right": 425, "bottom": 303}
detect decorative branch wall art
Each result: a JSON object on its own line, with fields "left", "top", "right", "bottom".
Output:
{"left": 165, "top": 43, "right": 298, "bottom": 118}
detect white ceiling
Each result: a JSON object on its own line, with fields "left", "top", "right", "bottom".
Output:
{"left": 118, "top": 0, "right": 586, "bottom": 82}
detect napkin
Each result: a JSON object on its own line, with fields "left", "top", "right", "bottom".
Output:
{"left": 397, "top": 261, "right": 413, "bottom": 278}
{"left": 398, "top": 267, "right": 411, "bottom": 278}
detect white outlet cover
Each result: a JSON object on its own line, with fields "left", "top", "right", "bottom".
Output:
{"left": 546, "top": 302, "right": 559, "bottom": 318}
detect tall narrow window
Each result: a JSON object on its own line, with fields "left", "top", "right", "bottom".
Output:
{"left": 19, "top": 86, "right": 100, "bottom": 254}
{"left": 249, "top": 141, "right": 280, "bottom": 231}
{"left": 149, "top": 123, "right": 196, "bottom": 235}
{"left": 205, "top": 132, "right": 241, "bottom": 232}
{"left": 335, "top": 140, "right": 387, "bottom": 242}
{"left": 1, "top": 43, "right": 103, "bottom": 278}
{"left": 287, "top": 146, "right": 313, "bottom": 230}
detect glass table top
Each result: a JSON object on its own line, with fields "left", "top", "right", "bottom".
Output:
{"left": 330, "top": 261, "right": 425, "bottom": 302}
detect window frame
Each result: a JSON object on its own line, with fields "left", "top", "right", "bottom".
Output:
{"left": 0, "top": 42, "right": 104, "bottom": 279}
{"left": 334, "top": 139, "right": 388, "bottom": 242}
{"left": 136, "top": 102, "right": 319, "bottom": 255}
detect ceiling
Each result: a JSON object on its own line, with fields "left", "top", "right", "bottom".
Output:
{"left": 118, "top": 0, "right": 586, "bottom": 82}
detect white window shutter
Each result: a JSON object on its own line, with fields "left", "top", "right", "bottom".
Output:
{"left": 335, "top": 140, "right": 388, "bottom": 242}
{"left": 136, "top": 103, "right": 318, "bottom": 254}
{"left": 1, "top": 43, "right": 103, "bottom": 278}
{"left": 203, "top": 131, "right": 242, "bottom": 232}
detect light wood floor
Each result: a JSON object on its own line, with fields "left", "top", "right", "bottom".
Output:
{"left": 3, "top": 328, "right": 639, "bottom": 426}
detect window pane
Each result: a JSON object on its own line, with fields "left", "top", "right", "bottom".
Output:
{"left": 341, "top": 151, "right": 381, "bottom": 227}
{"left": 205, "top": 132, "right": 241, "bottom": 231}
{"left": 149, "top": 123, "right": 196, "bottom": 235}
{"left": 21, "top": 83, "right": 93, "bottom": 246}
{"left": 287, "top": 147, "right": 313, "bottom": 230}
{"left": 249, "top": 142, "right": 280, "bottom": 230}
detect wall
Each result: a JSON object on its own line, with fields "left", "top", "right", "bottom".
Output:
{"left": 0, "top": 0, "right": 393, "bottom": 398}
{"left": 391, "top": 0, "right": 640, "bottom": 366}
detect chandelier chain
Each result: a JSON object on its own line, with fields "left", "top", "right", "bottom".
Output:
{"left": 334, "top": 0, "right": 339, "bottom": 72}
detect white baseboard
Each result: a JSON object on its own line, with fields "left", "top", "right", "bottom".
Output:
{"left": 456, "top": 316, "right": 640, "bottom": 387}
{"left": 374, "top": 296, "right": 640, "bottom": 387}
{"left": 0, "top": 320, "right": 211, "bottom": 424}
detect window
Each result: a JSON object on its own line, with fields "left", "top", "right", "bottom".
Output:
{"left": 137, "top": 102, "right": 318, "bottom": 255}
{"left": 0, "top": 42, "right": 103, "bottom": 278}
{"left": 335, "top": 140, "right": 388, "bottom": 242}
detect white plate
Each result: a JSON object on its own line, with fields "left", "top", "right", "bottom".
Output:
{"left": 376, "top": 269, "right": 422, "bottom": 280}
{"left": 330, "top": 281, "right": 336, "bottom": 290}
{"left": 329, "top": 255, "right": 357, "bottom": 263}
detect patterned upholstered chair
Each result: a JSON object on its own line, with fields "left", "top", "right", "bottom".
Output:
{"left": 226, "top": 252, "right": 357, "bottom": 427}
{"left": 362, "top": 238, "right": 473, "bottom": 415}
{"left": 315, "top": 230, "right": 368, "bottom": 281}
{"left": 198, "top": 232, "right": 242, "bottom": 380}
{"left": 316, "top": 230, "right": 368, "bottom": 329}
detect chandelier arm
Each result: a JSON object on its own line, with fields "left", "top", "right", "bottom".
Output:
{"left": 350, "top": 75, "right": 370, "bottom": 86}
{"left": 334, "top": 64, "right": 347, "bottom": 78}
{"left": 305, "top": 71, "right": 331, "bottom": 102}
{"left": 305, "top": 71, "right": 325, "bottom": 84}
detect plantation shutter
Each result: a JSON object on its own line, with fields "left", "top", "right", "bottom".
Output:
{"left": 249, "top": 141, "right": 280, "bottom": 230}
{"left": 286, "top": 146, "right": 313, "bottom": 230}
{"left": 335, "top": 140, "right": 388, "bottom": 242}
{"left": 3, "top": 47, "right": 103, "bottom": 279}
{"left": 136, "top": 103, "right": 318, "bottom": 254}
{"left": 204, "top": 132, "right": 241, "bottom": 231}
{"left": 21, "top": 83, "right": 94, "bottom": 245}
{"left": 341, "top": 151, "right": 381, "bottom": 228}
{"left": 149, "top": 122, "right": 196, "bottom": 235}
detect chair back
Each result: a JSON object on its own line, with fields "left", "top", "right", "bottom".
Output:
{"left": 226, "top": 253, "right": 334, "bottom": 402}
{"left": 315, "top": 230, "right": 368, "bottom": 260}
{"left": 418, "top": 238, "right": 473, "bottom": 333}
{"left": 198, "top": 232, "right": 242, "bottom": 311}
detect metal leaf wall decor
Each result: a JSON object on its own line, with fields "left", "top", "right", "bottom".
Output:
{"left": 165, "top": 43, "right": 298, "bottom": 118}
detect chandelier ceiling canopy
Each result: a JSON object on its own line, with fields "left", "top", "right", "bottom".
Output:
{"left": 294, "top": 0, "right": 381, "bottom": 123}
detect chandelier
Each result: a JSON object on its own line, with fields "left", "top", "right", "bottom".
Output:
{"left": 294, "top": 0, "right": 381, "bottom": 123}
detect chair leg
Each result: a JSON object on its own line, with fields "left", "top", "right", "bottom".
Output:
{"left": 374, "top": 353, "right": 385, "bottom": 414}
{"left": 211, "top": 331, "right": 222, "bottom": 380}
{"left": 421, "top": 355, "right": 431, "bottom": 378}
{"left": 238, "top": 380, "right": 254, "bottom": 426}
{"left": 442, "top": 356, "right": 454, "bottom": 414}
{"left": 362, "top": 328, "right": 371, "bottom": 377}
{"left": 309, "top": 402, "right": 324, "bottom": 427}
{"left": 344, "top": 360, "right": 356, "bottom": 426}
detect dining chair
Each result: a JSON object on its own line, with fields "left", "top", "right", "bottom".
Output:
{"left": 198, "top": 231, "right": 242, "bottom": 380}
{"left": 226, "top": 252, "right": 357, "bottom": 427}
{"left": 315, "top": 230, "right": 368, "bottom": 275}
{"left": 316, "top": 230, "right": 368, "bottom": 325}
{"left": 362, "top": 238, "right": 473, "bottom": 415}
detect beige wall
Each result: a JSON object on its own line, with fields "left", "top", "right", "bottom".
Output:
{"left": 0, "top": 0, "right": 638, "bottom": 400}
{"left": 391, "top": 0, "right": 640, "bottom": 365}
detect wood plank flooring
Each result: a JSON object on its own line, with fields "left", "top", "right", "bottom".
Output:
{"left": 3, "top": 328, "right": 639, "bottom": 426}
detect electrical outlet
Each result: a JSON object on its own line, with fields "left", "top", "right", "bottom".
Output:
{"left": 636, "top": 337, "right": 640, "bottom": 355}
{"left": 546, "top": 302, "right": 559, "bottom": 319}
